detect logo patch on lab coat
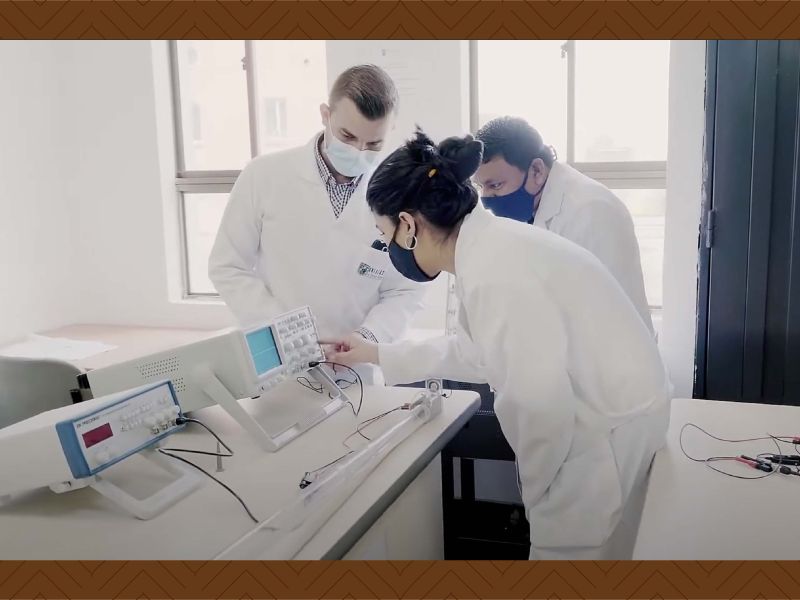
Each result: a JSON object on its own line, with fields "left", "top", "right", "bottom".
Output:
{"left": 357, "top": 262, "right": 385, "bottom": 280}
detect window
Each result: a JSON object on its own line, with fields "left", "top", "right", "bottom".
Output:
{"left": 170, "top": 41, "right": 669, "bottom": 321}
{"left": 174, "top": 41, "right": 251, "bottom": 173}
{"left": 181, "top": 192, "right": 228, "bottom": 295}
{"left": 475, "top": 40, "right": 669, "bottom": 308}
{"left": 170, "top": 41, "right": 328, "bottom": 295}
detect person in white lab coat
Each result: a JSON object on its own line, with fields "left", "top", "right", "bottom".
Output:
{"left": 322, "top": 130, "right": 671, "bottom": 560}
{"left": 474, "top": 117, "right": 653, "bottom": 334}
{"left": 208, "top": 65, "right": 425, "bottom": 384}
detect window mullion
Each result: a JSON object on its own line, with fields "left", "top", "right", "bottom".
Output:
{"left": 469, "top": 40, "right": 479, "bottom": 134}
{"left": 565, "top": 40, "right": 576, "bottom": 164}
{"left": 245, "top": 40, "right": 259, "bottom": 159}
{"left": 177, "top": 192, "right": 192, "bottom": 297}
{"left": 169, "top": 41, "right": 187, "bottom": 174}
{"left": 575, "top": 161, "right": 667, "bottom": 189}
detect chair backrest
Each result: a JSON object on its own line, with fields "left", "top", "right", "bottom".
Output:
{"left": 0, "top": 356, "right": 82, "bottom": 429}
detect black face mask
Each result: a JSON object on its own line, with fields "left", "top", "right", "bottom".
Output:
{"left": 387, "top": 226, "right": 440, "bottom": 283}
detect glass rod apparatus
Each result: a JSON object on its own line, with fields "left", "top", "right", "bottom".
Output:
{"left": 215, "top": 392, "right": 442, "bottom": 560}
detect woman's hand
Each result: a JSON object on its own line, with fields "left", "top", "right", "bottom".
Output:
{"left": 319, "top": 334, "right": 379, "bottom": 366}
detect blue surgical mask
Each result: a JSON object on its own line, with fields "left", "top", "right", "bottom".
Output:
{"left": 482, "top": 172, "right": 537, "bottom": 223}
{"left": 387, "top": 227, "right": 439, "bottom": 283}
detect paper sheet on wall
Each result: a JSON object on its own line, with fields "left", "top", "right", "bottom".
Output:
{"left": 0, "top": 334, "right": 117, "bottom": 361}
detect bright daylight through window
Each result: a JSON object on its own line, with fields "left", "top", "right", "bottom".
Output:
{"left": 171, "top": 40, "right": 670, "bottom": 316}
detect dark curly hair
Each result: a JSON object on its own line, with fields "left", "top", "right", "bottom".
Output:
{"left": 366, "top": 128, "right": 484, "bottom": 235}
{"left": 475, "top": 116, "right": 556, "bottom": 170}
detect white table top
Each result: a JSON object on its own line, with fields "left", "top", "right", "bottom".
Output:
{"left": 634, "top": 397, "right": 800, "bottom": 560}
{"left": 0, "top": 383, "right": 479, "bottom": 559}
{"left": 41, "top": 324, "right": 219, "bottom": 371}
{"left": 30, "top": 324, "right": 445, "bottom": 372}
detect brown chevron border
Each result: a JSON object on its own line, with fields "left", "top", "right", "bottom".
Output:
{"left": 1, "top": 1, "right": 797, "bottom": 599}
{"left": 0, "top": 0, "right": 800, "bottom": 39}
{"left": 1, "top": 561, "right": 800, "bottom": 598}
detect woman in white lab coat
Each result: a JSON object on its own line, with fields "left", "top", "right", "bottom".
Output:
{"left": 324, "top": 130, "right": 671, "bottom": 560}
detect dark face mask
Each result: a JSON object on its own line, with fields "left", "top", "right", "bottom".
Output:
{"left": 387, "top": 225, "right": 440, "bottom": 283}
{"left": 481, "top": 170, "right": 537, "bottom": 223}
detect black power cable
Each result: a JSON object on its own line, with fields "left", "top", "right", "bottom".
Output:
{"left": 158, "top": 416, "right": 260, "bottom": 524}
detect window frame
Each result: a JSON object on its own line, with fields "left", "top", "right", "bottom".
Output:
{"left": 169, "top": 41, "right": 257, "bottom": 297}
{"left": 569, "top": 39, "right": 668, "bottom": 311}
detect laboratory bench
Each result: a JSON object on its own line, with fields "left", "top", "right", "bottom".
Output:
{"left": 11, "top": 326, "right": 798, "bottom": 560}
{"left": 40, "top": 323, "right": 530, "bottom": 558}
{"left": 0, "top": 324, "right": 480, "bottom": 559}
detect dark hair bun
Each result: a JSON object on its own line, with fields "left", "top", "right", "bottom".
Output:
{"left": 438, "top": 134, "right": 484, "bottom": 182}
{"left": 405, "top": 129, "right": 439, "bottom": 165}
{"left": 367, "top": 127, "right": 480, "bottom": 232}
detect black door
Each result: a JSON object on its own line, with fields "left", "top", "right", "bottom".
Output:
{"left": 697, "top": 40, "right": 800, "bottom": 404}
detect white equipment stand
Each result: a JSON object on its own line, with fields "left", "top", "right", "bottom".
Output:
{"left": 46, "top": 448, "right": 205, "bottom": 520}
{"left": 194, "top": 364, "right": 349, "bottom": 453}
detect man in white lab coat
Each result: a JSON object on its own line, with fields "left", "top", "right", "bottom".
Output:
{"left": 208, "top": 65, "right": 425, "bottom": 383}
{"left": 475, "top": 116, "right": 653, "bottom": 334}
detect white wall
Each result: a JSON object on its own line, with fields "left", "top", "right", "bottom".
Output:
{"left": 661, "top": 40, "right": 707, "bottom": 398}
{"left": 58, "top": 41, "right": 234, "bottom": 331}
{"left": 0, "top": 42, "right": 80, "bottom": 345}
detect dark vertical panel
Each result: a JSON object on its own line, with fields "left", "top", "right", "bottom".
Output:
{"left": 694, "top": 41, "right": 717, "bottom": 400}
{"left": 699, "top": 40, "right": 800, "bottom": 405}
{"left": 705, "top": 41, "right": 758, "bottom": 401}
{"left": 440, "top": 454, "right": 456, "bottom": 558}
{"left": 742, "top": 41, "right": 779, "bottom": 401}
{"left": 782, "top": 44, "right": 800, "bottom": 400}
{"left": 763, "top": 41, "right": 800, "bottom": 402}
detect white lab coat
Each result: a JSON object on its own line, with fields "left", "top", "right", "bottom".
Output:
{"left": 208, "top": 136, "right": 425, "bottom": 383}
{"left": 379, "top": 205, "right": 671, "bottom": 559}
{"left": 533, "top": 162, "right": 654, "bottom": 334}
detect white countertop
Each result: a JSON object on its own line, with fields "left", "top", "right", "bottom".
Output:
{"left": 0, "top": 382, "right": 479, "bottom": 559}
{"left": 634, "top": 397, "right": 800, "bottom": 559}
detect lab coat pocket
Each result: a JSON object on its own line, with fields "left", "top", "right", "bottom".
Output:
{"left": 608, "top": 404, "right": 670, "bottom": 503}
{"left": 528, "top": 439, "right": 624, "bottom": 549}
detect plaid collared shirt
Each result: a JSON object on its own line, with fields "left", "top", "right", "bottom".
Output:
{"left": 314, "top": 132, "right": 363, "bottom": 219}
{"left": 313, "top": 134, "right": 378, "bottom": 344}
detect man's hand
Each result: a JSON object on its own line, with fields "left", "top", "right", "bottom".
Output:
{"left": 319, "top": 334, "right": 379, "bottom": 366}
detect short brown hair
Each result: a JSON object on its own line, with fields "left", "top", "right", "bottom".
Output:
{"left": 329, "top": 64, "right": 398, "bottom": 120}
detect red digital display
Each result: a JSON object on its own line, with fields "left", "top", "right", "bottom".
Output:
{"left": 82, "top": 423, "right": 113, "bottom": 449}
